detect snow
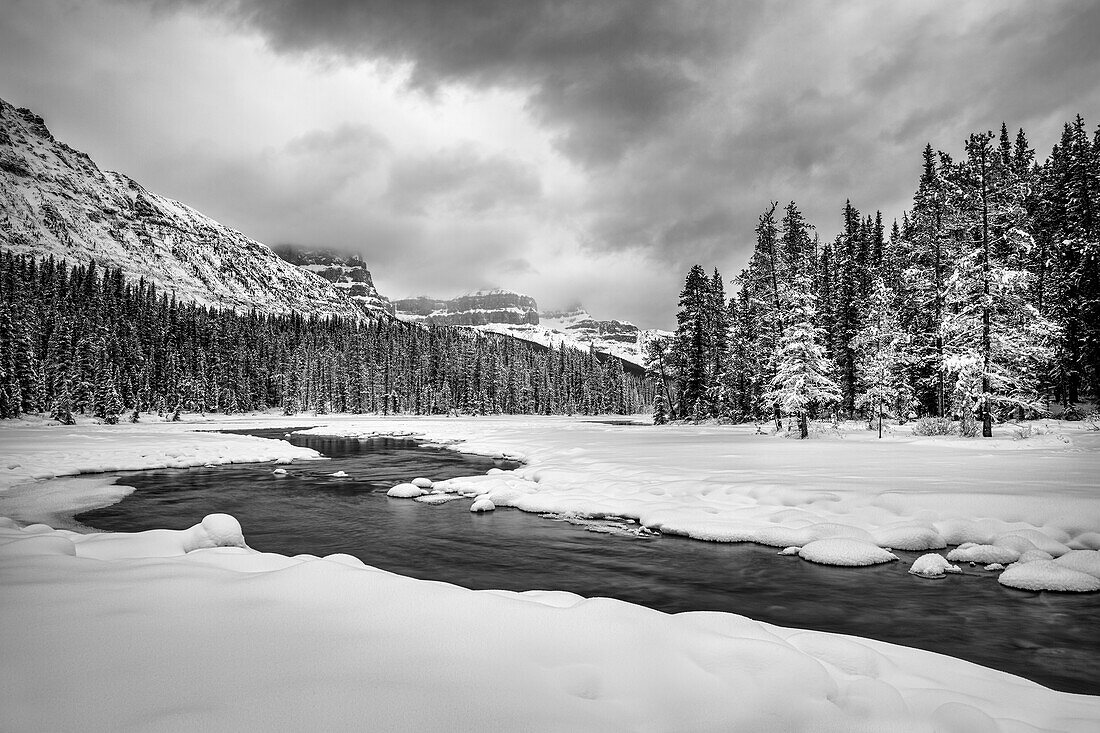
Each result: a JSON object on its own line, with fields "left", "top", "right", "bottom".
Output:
{"left": 386, "top": 482, "right": 425, "bottom": 498}
{"left": 329, "top": 470, "right": 349, "bottom": 477}
{"left": 1054, "top": 549, "right": 1100, "bottom": 578}
{"left": 909, "top": 553, "right": 961, "bottom": 578}
{"left": 998, "top": 560, "right": 1100, "bottom": 592}
{"left": 798, "top": 538, "right": 898, "bottom": 566}
{"left": 1, "top": 413, "right": 1099, "bottom": 729}
{"left": 470, "top": 496, "right": 496, "bottom": 512}
{"left": 412, "top": 477, "right": 434, "bottom": 488}
{"left": 3, "top": 514, "right": 1099, "bottom": 732}
{"left": 947, "top": 543, "right": 1021, "bottom": 565}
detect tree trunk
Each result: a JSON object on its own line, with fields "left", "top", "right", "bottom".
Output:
{"left": 877, "top": 402, "right": 883, "bottom": 439}
{"left": 799, "top": 411, "right": 808, "bottom": 439}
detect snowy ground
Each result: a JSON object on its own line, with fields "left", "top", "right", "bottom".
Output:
{"left": 2, "top": 413, "right": 1100, "bottom": 731}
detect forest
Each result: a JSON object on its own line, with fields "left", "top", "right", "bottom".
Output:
{"left": 0, "top": 252, "right": 652, "bottom": 422}
{"left": 653, "top": 116, "right": 1100, "bottom": 437}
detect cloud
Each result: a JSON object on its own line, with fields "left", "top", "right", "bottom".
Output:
{"left": 386, "top": 145, "right": 541, "bottom": 215}
{"left": 7, "top": 0, "right": 1100, "bottom": 329}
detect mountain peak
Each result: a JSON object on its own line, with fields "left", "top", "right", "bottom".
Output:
{"left": 0, "top": 98, "right": 371, "bottom": 319}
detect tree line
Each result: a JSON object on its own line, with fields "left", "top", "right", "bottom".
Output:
{"left": 0, "top": 251, "right": 652, "bottom": 422}
{"left": 651, "top": 116, "right": 1100, "bottom": 437}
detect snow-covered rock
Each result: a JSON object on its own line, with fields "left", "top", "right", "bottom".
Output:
{"left": 470, "top": 496, "right": 496, "bottom": 513}
{"left": 386, "top": 483, "right": 425, "bottom": 498}
{"left": 798, "top": 539, "right": 898, "bottom": 567}
{"left": 329, "top": 471, "right": 349, "bottom": 478}
{"left": 411, "top": 477, "right": 434, "bottom": 489}
{"left": 908, "top": 554, "right": 960, "bottom": 578}
{"left": 273, "top": 246, "right": 393, "bottom": 315}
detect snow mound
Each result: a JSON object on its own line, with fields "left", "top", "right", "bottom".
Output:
{"left": 998, "top": 560, "right": 1100, "bottom": 592}
{"left": 778, "top": 546, "right": 801, "bottom": 556}
{"left": 908, "top": 554, "right": 960, "bottom": 578}
{"left": 470, "top": 497, "right": 496, "bottom": 513}
{"left": 272, "top": 468, "right": 288, "bottom": 475}
{"left": 412, "top": 477, "right": 433, "bottom": 488}
{"left": 946, "top": 544, "right": 1020, "bottom": 565}
{"left": 870, "top": 525, "right": 946, "bottom": 551}
{"left": 984, "top": 563, "right": 1005, "bottom": 571}
{"left": 182, "top": 514, "right": 247, "bottom": 552}
{"left": 994, "top": 530, "right": 1071, "bottom": 557}
{"left": 0, "top": 534, "right": 77, "bottom": 557}
{"left": 329, "top": 471, "right": 349, "bottom": 478}
{"left": 387, "top": 483, "right": 425, "bottom": 498}
{"left": 1018, "top": 549, "right": 1054, "bottom": 563}
{"left": 798, "top": 539, "right": 897, "bottom": 567}
{"left": 1053, "top": 550, "right": 1100, "bottom": 579}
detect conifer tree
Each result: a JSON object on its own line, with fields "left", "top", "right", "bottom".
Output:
{"left": 762, "top": 273, "right": 839, "bottom": 438}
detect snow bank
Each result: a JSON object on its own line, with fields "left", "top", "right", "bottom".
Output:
{"left": 1054, "top": 549, "right": 1100, "bottom": 579}
{"left": 998, "top": 560, "right": 1100, "bottom": 593}
{"left": 909, "top": 554, "right": 961, "bottom": 578}
{"left": 0, "top": 420, "right": 319, "bottom": 526}
{"left": 947, "top": 543, "right": 1021, "bottom": 565}
{"left": 2, "top": 516, "right": 1098, "bottom": 732}
{"left": 298, "top": 416, "right": 1100, "bottom": 570}
{"left": 798, "top": 538, "right": 898, "bottom": 567}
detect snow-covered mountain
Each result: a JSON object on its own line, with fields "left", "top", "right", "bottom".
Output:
{"left": 0, "top": 97, "right": 370, "bottom": 319}
{"left": 392, "top": 291, "right": 668, "bottom": 367}
{"left": 393, "top": 290, "right": 539, "bottom": 327}
{"left": 272, "top": 246, "right": 394, "bottom": 315}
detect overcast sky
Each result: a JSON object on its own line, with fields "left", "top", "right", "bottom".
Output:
{"left": 2, "top": 1, "right": 1099, "bottom": 328}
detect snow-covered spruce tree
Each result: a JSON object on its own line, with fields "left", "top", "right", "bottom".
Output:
{"left": 1032, "top": 115, "right": 1100, "bottom": 408}
{"left": 49, "top": 374, "right": 76, "bottom": 425}
{"left": 853, "top": 277, "right": 912, "bottom": 437}
{"left": 940, "top": 132, "right": 1058, "bottom": 434}
{"left": 896, "top": 144, "right": 959, "bottom": 417}
{"left": 762, "top": 274, "right": 840, "bottom": 438}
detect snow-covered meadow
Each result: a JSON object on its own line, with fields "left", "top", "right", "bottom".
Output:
{"left": 2, "top": 413, "right": 1099, "bottom": 731}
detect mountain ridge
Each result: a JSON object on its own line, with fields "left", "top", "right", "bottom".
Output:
{"left": 0, "top": 97, "right": 373, "bottom": 319}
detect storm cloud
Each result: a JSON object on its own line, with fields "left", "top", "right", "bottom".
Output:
{"left": 3, "top": 0, "right": 1099, "bottom": 326}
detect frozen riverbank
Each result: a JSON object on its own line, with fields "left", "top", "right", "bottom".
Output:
{"left": 2, "top": 414, "right": 1099, "bottom": 730}
{"left": 299, "top": 416, "right": 1100, "bottom": 585}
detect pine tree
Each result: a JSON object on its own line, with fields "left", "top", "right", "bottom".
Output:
{"left": 762, "top": 274, "right": 840, "bottom": 438}
{"left": 853, "top": 278, "right": 911, "bottom": 437}
{"left": 672, "top": 265, "right": 712, "bottom": 419}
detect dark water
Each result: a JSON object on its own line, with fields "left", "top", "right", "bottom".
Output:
{"left": 78, "top": 429, "right": 1100, "bottom": 696}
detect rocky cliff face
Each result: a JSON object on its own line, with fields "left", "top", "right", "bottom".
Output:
{"left": 540, "top": 306, "right": 644, "bottom": 345}
{"left": 272, "top": 246, "right": 394, "bottom": 315}
{"left": 393, "top": 290, "right": 539, "bottom": 326}
{"left": 0, "top": 97, "right": 368, "bottom": 319}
